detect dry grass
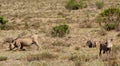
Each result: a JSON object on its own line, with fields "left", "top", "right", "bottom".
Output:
{"left": 27, "top": 52, "right": 58, "bottom": 62}
{"left": 0, "top": 56, "right": 7, "bottom": 61}
{"left": 0, "top": 0, "right": 120, "bottom": 66}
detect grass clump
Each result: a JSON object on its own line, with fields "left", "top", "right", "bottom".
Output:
{"left": 0, "top": 16, "right": 8, "bottom": 30}
{"left": 52, "top": 41, "right": 70, "bottom": 47}
{"left": 117, "top": 32, "right": 120, "bottom": 37}
{"left": 95, "top": 1, "right": 104, "bottom": 9}
{"left": 65, "top": 0, "right": 80, "bottom": 10}
{"left": 0, "top": 16, "right": 17, "bottom": 30}
{"left": 0, "top": 56, "right": 7, "bottom": 61}
{"left": 98, "top": 29, "right": 107, "bottom": 36}
{"left": 97, "top": 8, "right": 120, "bottom": 31}
{"left": 0, "top": 16, "right": 7, "bottom": 25}
{"left": 68, "top": 53, "right": 91, "bottom": 65}
{"left": 51, "top": 24, "right": 69, "bottom": 37}
{"left": 65, "top": 0, "right": 87, "bottom": 10}
{"left": 27, "top": 52, "right": 58, "bottom": 62}
{"left": 103, "top": 23, "right": 116, "bottom": 31}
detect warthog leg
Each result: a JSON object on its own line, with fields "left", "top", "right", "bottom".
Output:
{"left": 34, "top": 41, "right": 39, "bottom": 50}
{"left": 99, "top": 47, "right": 102, "bottom": 56}
{"left": 9, "top": 43, "right": 16, "bottom": 50}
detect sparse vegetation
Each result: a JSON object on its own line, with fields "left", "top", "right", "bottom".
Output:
{"left": 79, "top": 0, "right": 87, "bottom": 9}
{"left": 27, "top": 52, "right": 58, "bottom": 62}
{"left": 65, "top": 0, "right": 80, "bottom": 10}
{"left": 51, "top": 24, "right": 69, "bottom": 37}
{"left": 0, "top": 16, "right": 8, "bottom": 30}
{"left": 0, "top": 16, "right": 7, "bottom": 25}
{"left": 95, "top": 1, "right": 104, "bottom": 9}
{"left": 79, "top": 22, "right": 92, "bottom": 28}
{"left": 68, "top": 53, "right": 91, "bottom": 64}
{"left": 0, "top": 0, "right": 120, "bottom": 66}
{"left": 74, "top": 60, "right": 82, "bottom": 66}
{"left": 65, "top": 0, "right": 87, "bottom": 10}
{"left": 24, "top": 22, "right": 30, "bottom": 29}
{"left": 98, "top": 29, "right": 107, "bottom": 36}
{"left": 0, "top": 56, "right": 7, "bottom": 61}
{"left": 52, "top": 41, "right": 70, "bottom": 47}
{"left": 74, "top": 46, "right": 80, "bottom": 50}
{"left": 97, "top": 8, "right": 120, "bottom": 31}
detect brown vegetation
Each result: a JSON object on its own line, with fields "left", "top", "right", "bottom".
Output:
{"left": 0, "top": 0, "right": 120, "bottom": 66}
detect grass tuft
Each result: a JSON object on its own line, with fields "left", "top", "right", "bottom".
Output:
{"left": 0, "top": 56, "right": 7, "bottom": 61}
{"left": 27, "top": 52, "right": 58, "bottom": 62}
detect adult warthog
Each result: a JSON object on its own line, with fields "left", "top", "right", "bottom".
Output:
{"left": 9, "top": 35, "right": 40, "bottom": 50}
{"left": 99, "top": 39, "right": 113, "bottom": 56}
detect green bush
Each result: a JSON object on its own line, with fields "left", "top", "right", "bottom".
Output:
{"left": 95, "top": 1, "right": 104, "bottom": 9}
{"left": 104, "top": 23, "right": 116, "bottom": 31}
{"left": 97, "top": 8, "right": 120, "bottom": 31}
{"left": 0, "top": 16, "right": 7, "bottom": 25}
{"left": 51, "top": 24, "right": 69, "bottom": 37}
{"left": 0, "top": 16, "right": 8, "bottom": 30}
{"left": 65, "top": 0, "right": 87, "bottom": 10}
{"left": 65, "top": 0, "right": 80, "bottom": 10}
{"left": 0, "top": 56, "right": 7, "bottom": 61}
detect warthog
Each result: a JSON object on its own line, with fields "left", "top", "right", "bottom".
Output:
{"left": 99, "top": 39, "right": 113, "bottom": 56}
{"left": 86, "top": 40, "right": 96, "bottom": 48}
{"left": 9, "top": 35, "right": 40, "bottom": 50}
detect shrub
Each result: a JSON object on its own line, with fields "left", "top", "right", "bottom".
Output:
{"left": 51, "top": 24, "right": 69, "bottom": 37}
{"left": 0, "top": 23, "right": 17, "bottom": 30}
{"left": 95, "top": 1, "right": 104, "bottom": 9}
{"left": 0, "top": 56, "right": 7, "bottom": 61}
{"left": 65, "top": 0, "right": 80, "bottom": 10}
{"left": 0, "top": 16, "right": 8, "bottom": 30}
{"left": 103, "top": 23, "right": 116, "bottom": 31}
{"left": 97, "top": 8, "right": 120, "bottom": 31}
{"left": 65, "top": 0, "right": 87, "bottom": 10}
{"left": 0, "top": 17, "right": 16, "bottom": 30}
{"left": 0, "top": 16, "right": 7, "bottom": 25}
